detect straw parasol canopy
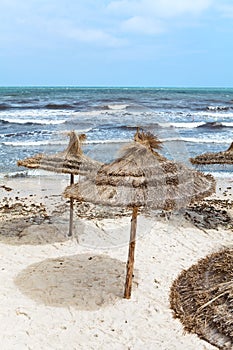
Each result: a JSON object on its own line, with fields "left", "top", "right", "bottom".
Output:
{"left": 170, "top": 248, "right": 233, "bottom": 350}
{"left": 65, "top": 130, "right": 215, "bottom": 210}
{"left": 17, "top": 131, "right": 102, "bottom": 236}
{"left": 190, "top": 142, "right": 233, "bottom": 165}
{"left": 17, "top": 131, "right": 101, "bottom": 176}
{"left": 64, "top": 129, "right": 216, "bottom": 298}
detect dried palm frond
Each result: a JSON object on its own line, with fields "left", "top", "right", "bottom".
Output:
{"left": 134, "top": 128, "right": 163, "bottom": 152}
{"left": 190, "top": 142, "right": 233, "bottom": 165}
{"left": 64, "top": 130, "right": 215, "bottom": 210}
{"left": 17, "top": 153, "right": 43, "bottom": 169}
{"left": 226, "top": 142, "right": 233, "bottom": 153}
{"left": 17, "top": 131, "right": 101, "bottom": 175}
{"left": 64, "top": 131, "right": 86, "bottom": 157}
{"left": 170, "top": 248, "right": 233, "bottom": 349}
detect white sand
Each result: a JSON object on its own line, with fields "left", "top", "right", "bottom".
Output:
{"left": 0, "top": 174, "right": 232, "bottom": 350}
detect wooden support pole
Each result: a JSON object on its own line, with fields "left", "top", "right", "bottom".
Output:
{"left": 68, "top": 173, "right": 74, "bottom": 237}
{"left": 124, "top": 206, "right": 138, "bottom": 299}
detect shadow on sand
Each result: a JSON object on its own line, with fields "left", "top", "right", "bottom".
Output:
{"left": 0, "top": 216, "right": 69, "bottom": 245}
{"left": 14, "top": 254, "right": 135, "bottom": 310}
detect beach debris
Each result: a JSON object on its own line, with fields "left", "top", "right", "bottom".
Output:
{"left": 170, "top": 248, "right": 233, "bottom": 350}
{"left": 0, "top": 185, "right": 13, "bottom": 192}
{"left": 0, "top": 201, "right": 48, "bottom": 219}
{"left": 17, "top": 131, "right": 102, "bottom": 236}
{"left": 0, "top": 198, "right": 70, "bottom": 245}
{"left": 0, "top": 201, "right": 48, "bottom": 237}
{"left": 64, "top": 129, "right": 216, "bottom": 299}
{"left": 15, "top": 308, "right": 31, "bottom": 319}
{"left": 184, "top": 201, "right": 233, "bottom": 230}
{"left": 4, "top": 171, "right": 28, "bottom": 178}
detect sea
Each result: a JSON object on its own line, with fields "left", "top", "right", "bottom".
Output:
{"left": 0, "top": 86, "right": 233, "bottom": 178}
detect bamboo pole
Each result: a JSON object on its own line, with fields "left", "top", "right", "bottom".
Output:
{"left": 68, "top": 173, "right": 74, "bottom": 237}
{"left": 124, "top": 206, "right": 138, "bottom": 299}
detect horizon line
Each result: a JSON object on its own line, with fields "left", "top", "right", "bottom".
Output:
{"left": 1, "top": 85, "right": 233, "bottom": 89}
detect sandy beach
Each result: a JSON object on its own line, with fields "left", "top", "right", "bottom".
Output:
{"left": 0, "top": 173, "right": 232, "bottom": 350}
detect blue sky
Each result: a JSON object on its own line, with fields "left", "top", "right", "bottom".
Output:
{"left": 1, "top": 0, "right": 233, "bottom": 87}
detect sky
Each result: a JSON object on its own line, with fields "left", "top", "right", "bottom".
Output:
{"left": 1, "top": 0, "right": 233, "bottom": 87}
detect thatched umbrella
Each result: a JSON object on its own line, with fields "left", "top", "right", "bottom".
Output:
{"left": 190, "top": 142, "right": 233, "bottom": 165}
{"left": 64, "top": 130, "right": 215, "bottom": 298}
{"left": 17, "top": 131, "right": 102, "bottom": 236}
{"left": 170, "top": 248, "right": 233, "bottom": 349}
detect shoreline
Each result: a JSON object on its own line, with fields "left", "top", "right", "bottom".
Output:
{"left": 0, "top": 173, "right": 232, "bottom": 349}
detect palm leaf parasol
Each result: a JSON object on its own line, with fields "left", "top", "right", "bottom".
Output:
{"left": 170, "top": 248, "right": 233, "bottom": 349}
{"left": 17, "top": 131, "right": 102, "bottom": 236}
{"left": 190, "top": 142, "right": 233, "bottom": 165}
{"left": 64, "top": 129, "right": 216, "bottom": 298}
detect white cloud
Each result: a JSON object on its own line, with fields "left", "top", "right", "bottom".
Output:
{"left": 0, "top": 0, "right": 224, "bottom": 50}
{"left": 121, "top": 16, "right": 165, "bottom": 35}
{"left": 107, "top": 0, "right": 213, "bottom": 18}
{"left": 0, "top": 0, "right": 127, "bottom": 49}
{"left": 65, "top": 28, "right": 126, "bottom": 47}
{"left": 106, "top": 0, "right": 214, "bottom": 36}
{"left": 51, "top": 20, "right": 127, "bottom": 48}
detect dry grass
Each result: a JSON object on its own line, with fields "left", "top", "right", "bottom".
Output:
{"left": 170, "top": 248, "right": 233, "bottom": 349}
{"left": 190, "top": 142, "right": 233, "bottom": 165}
{"left": 17, "top": 131, "right": 102, "bottom": 175}
{"left": 64, "top": 130, "right": 215, "bottom": 210}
